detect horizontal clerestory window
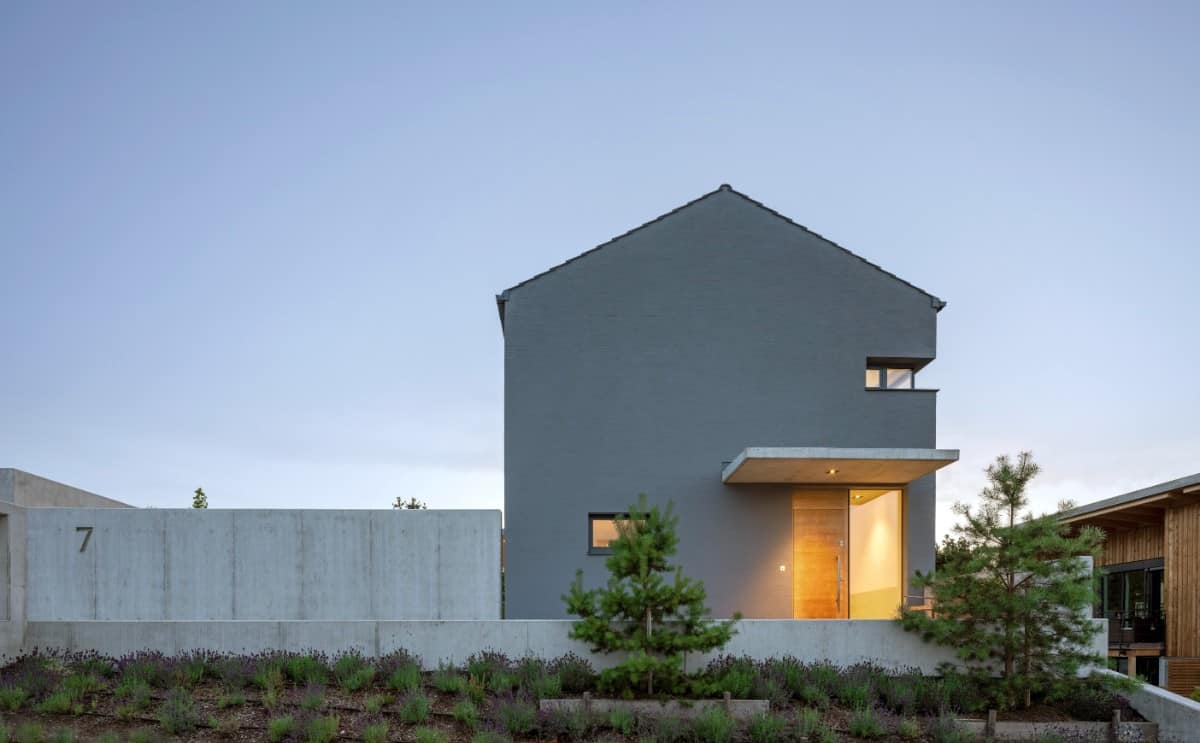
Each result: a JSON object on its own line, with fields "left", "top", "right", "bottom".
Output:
{"left": 588, "top": 513, "right": 646, "bottom": 555}
{"left": 865, "top": 365, "right": 915, "bottom": 390}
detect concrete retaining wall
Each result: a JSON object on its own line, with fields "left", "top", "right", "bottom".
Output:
{"left": 0, "top": 469, "right": 131, "bottom": 509}
{"left": 23, "top": 509, "right": 501, "bottom": 622}
{"left": 1096, "top": 669, "right": 1200, "bottom": 743}
{"left": 19, "top": 619, "right": 1103, "bottom": 675}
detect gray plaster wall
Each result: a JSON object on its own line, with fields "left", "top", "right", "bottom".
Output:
{"left": 501, "top": 188, "right": 942, "bottom": 619}
{"left": 0, "top": 469, "right": 131, "bottom": 509}
{"left": 24, "top": 509, "right": 501, "bottom": 621}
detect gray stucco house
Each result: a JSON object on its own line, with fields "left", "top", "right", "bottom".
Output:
{"left": 498, "top": 185, "right": 958, "bottom": 619}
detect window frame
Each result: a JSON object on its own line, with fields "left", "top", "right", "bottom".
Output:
{"left": 865, "top": 364, "right": 916, "bottom": 390}
{"left": 588, "top": 513, "right": 629, "bottom": 555}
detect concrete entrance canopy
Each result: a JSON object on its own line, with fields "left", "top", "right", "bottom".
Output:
{"left": 721, "top": 447, "right": 959, "bottom": 485}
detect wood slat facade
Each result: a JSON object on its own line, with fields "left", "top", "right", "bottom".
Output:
{"left": 1166, "top": 501, "right": 1200, "bottom": 657}
{"left": 1099, "top": 523, "right": 1164, "bottom": 567}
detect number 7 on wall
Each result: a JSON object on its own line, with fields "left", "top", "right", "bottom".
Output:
{"left": 76, "top": 526, "right": 93, "bottom": 553}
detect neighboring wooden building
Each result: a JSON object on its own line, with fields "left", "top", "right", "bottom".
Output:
{"left": 1060, "top": 473, "right": 1200, "bottom": 695}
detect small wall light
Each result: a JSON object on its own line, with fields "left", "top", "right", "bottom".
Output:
{"left": 827, "top": 468, "right": 838, "bottom": 475}
{"left": 778, "top": 564, "right": 787, "bottom": 572}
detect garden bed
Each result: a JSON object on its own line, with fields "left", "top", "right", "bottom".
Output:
{"left": 0, "top": 649, "right": 1140, "bottom": 742}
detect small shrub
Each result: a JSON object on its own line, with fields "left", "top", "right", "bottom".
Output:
{"left": 0, "top": 686, "right": 29, "bottom": 711}
{"left": 363, "top": 693, "right": 391, "bottom": 714}
{"left": 528, "top": 672, "right": 562, "bottom": 699}
{"left": 795, "top": 708, "right": 823, "bottom": 738}
{"left": 61, "top": 673, "right": 101, "bottom": 700}
{"left": 285, "top": 654, "right": 328, "bottom": 685}
{"left": 213, "top": 656, "right": 254, "bottom": 689}
{"left": 126, "top": 730, "right": 155, "bottom": 743}
{"left": 692, "top": 706, "right": 735, "bottom": 743}
{"left": 897, "top": 717, "right": 921, "bottom": 739}
{"left": 542, "top": 707, "right": 599, "bottom": 742}
{"left": 114, "top": 704, "right": 137, "bottom": 722}
{"left": 414, "top": 727, "right": 448, "bottom": 743}
{"left": 1060, "top": 679, "right": 1121, "bottom": 721}
{"left": 13, "top": 724, "right": 44, "bottom": 743}
{"left": 471, "top": 732, "right": 511, "bottom": 743}
{"left": 927, "top": 716, "right": 974, "bottom": 743}
{"left": 34, "top": 692, "right": 78, "bottom": 715}
{"left": 487, "top": 671, "right": 519, "bottom": 694}
{"left": 746, "top": 712, "right": 787, "bottom": 743}
{"left": 466, "top": 677, "right": 487, "bottom": 705}
{"left": 399, "top": 691, "right": 431, "bottom": 723}
{"left": 118, "top": 652, "right": 169, "bottom": 689}
{"left": 46, "top": 731, "right": 74, "bottom": 743}
{"left": 298, "top": 681, "right": 326, "bottom": 710}
{"left": 216, "top": 690, "right": 247, "bottom": 708}
{"left": 303, "top": 715, "right": 339, "bottom": 743}
{"left": 549, "top": 652, "right": 597, "bottom": 694}
{"left": 798, "top": 683, "right": 831, "bottom": 710}
{"left": 253, "top": 661, "right": 286, "bottom": 690}
{"left": 848, "top": 706, "right": 885, "bottom": 738}
{"left": 466, "top": 650, "right": 511, "bottom": 686}
{"left": 452, "top": 699, "right": 480, "bottom": 729}
{"left": 497, "top": 700, "right": 538, "bottom": 736}
{"left": 114, "top": 676, "right": 153, "bottom": 710}
{"left": 434, "top": 666, "right": 468, "bottom": 694}
{"left": 96, "top": 735, "right": 120, "bottom": 743}
{"left": 837, "top": 681, "right": 872, "bottom": 710}
{"left": 333, "top": 652, "right": 376, "bottom": 692}
{"left": 157, "top": 687, "right": 200, "bottom": 735}
{"left": 173, "top": 652, "right": 210, "bottom": 687}
{"left": 646, "top": 714, "right": 687, "bottom": 743}
{"left": 608, "top": 707, "right": 635, "bottom": 736}
{"left": 363, "top": 721, "right": 389, "bottom": 743}
{"left": 209, "top": 715, "right": 241, "bottom": 738}
{"left": 388, "top": 663, "right": 422, "bottom": 693}
{"left": 715, "top": 667, "right": 755, "bottom": 699}
{"left": 1192, "top": 687, "right": 1200, "bottom": 703}
{"left": 814, "top": 727, "right": 837, "bottom": 743}
{"left": 267, "top": 716, "right": 295, "bottom": 743}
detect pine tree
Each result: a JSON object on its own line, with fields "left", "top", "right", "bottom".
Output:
{"left": 899, "top": 452, "right": 1104, "bottom": 709}
{"left": 392, "top": 496, "right": 427, "bottom": 510}
{"left": 192, "top": 487, "right": 208, "bottom": 509}
{"left": 563, "top": 494, "right": 739, "bottom": 697}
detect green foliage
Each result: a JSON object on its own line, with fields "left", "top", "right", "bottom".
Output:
{"left": 363, "top": 722, "right": 389, "bottom": 743}
{"left": 848, "top": 707, "right": 885, "bottom": 738}
{"left": 216, "top": 690, "right": 247, "bottom": 708}
{"left": 795, "top": 707, "right": 824, "bottom": 737}
{"left": 332, "top": 651, "right": 376, "bottom": 692}
{"left": 690, "top": 706, "right": 735, "bottom": 743}
{"left": 814, "top": 727, "right": 838, "bottom": 743}
{"left": 114, "top": 676, "right": 153, "bottom": 710}
{"left": 394, "top": 496, "right": 428, "bottom": 510}
{"left": 284, "top": 654, "right": 327, "bottom": 685}
{"left": 0, "top": 686, "right": 29, "bottom": 711}
{"left": 34, "top": 691, "right": 78, "bottom": 715}
{"left": 497, "top": 700, "right": 538, "bottom": 736}
{"left": 899, "top": 452, "right": 1104, "bottom": 709}
{"left": 363, "top": 693, "right": 391, "bottom": 713}
{"left": 607, "top": 707, "right": 635, "bottom": 736}
{"left": 157, "top": 687, "right": 201, "bottom": 734}
{"left": 433, "top": 666, "right": 468, "bottom": 694}
{"left": 528, "top": 672, "right": 562, "bottom": 699}
{"left": 192, "top": 487, "right": 208, "bottom": 508}
{"left": 303, "top": 715, "right": 339, "bottom": 743}
{"left": 452, "top": 699, "right": 480, "bottom": 729}
{"left": 1049, "top": 676, "right": 1131, "bottom": 721}
{"left": 399, "top": 691, "right": 431, "bottom": 723}
{"left": 897, "top": 717, "right": 922, "bottom": 739}
{"left": 299, "top": 681, "right": 326, "bottom": 710}
{"left": 126, "top": 731, "right": 155, "bottom": 743}
{"left": 644, "top": 714, "right": 687, "bottom": 743}
{"left": 471, "top": 732, "right": 511, "bottom": 743}
{"left": 388, "top": 663, "right": 422, "bottom": 693}
{"left": 267, "top": 716, "right": 294, "bottom": 743}
{"left": 563, "top": 495, "right": 739, "bottom": 696}
{"left": 542, "top": 707, "right": 598, "bottom": 742}
{"left": 746, "top": 712, "right": 787, "bottom": 743}
{"left": 927, "top": 716, "right": 975, "bottom": 743}
{"left": 487, "top": 670, "right": 519, "bottom": 694}
{"left": 549, "top": 653, "right": 597, "bottom": 694}
{"left": 209, "top": 715, "right": 241, "bottom": 738}
{"left": 13, "top": 726, "right": 43, "bottom": 743}
{"left": 1192, "top": 687, "right": 1200, "bottom": 703}
{"left": 836, "top": 681, "right": 872, "bottom": 710}
{"left": 60, "top": 673, "right": 101, "bottom": 700}
{"left": 96, "top": 735, "right": 120, "bottom": 743}
{"left": 413, "top": 727, "right": 447, "bottom": 743}
{"left": 798, "top": 684, "right": 831, "bottom": 710}
{"left": 45, "top": 732, "right": 73, "bottom": 743}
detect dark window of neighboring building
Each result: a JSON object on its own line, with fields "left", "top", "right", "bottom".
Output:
{"left": 866, "top": 366, "right": 914, "bottom": 389}
{"left": 588, "top": 513, "right": 627, "bottom": 555}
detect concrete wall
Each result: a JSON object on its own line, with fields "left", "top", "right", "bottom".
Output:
{"left": 501, "top": 187, "right": 943, "bottom": 618}
{"left": 24, "top": 509, "right": 501, "bottom": 622}
{"left": 1095, "top": 668, "right": 1200, "bottom": 743}
{"left": 18, "top": 618, "right": 1109, "bottom": 675}
{"left": 0, "top": 469, "right": 131, "bottom": 509}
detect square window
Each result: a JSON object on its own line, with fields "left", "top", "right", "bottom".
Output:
{"left": 885, "top": 368, "right": 914, "bottom": 389}
{"left": 865, "top": 368, "right": 882, "bottom": 388}
{"left": 589, "top": 514, "right": 624, "bottom": 554}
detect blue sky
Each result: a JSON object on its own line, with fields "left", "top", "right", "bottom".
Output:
{"left": 2, "top": 2, "right": 1197, "bottom": 535}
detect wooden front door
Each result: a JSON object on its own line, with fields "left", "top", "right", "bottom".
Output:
{"left": 792, "top": 490, "right": 848, "bottom": 619}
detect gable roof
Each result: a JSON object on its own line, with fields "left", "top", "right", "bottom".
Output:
{"left": 495, "top": 184, "right": 946, "bottom": 328}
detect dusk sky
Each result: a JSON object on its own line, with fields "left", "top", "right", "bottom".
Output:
{"left": 2, "top": 2, "right": 1197, "bottom": 537}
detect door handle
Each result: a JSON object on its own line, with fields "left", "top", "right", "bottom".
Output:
{"left": 836, "top": 553, "right": 843, "bottom": 615}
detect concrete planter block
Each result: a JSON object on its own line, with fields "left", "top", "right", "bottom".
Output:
{"left": 955, "top": 719, "right": 1157, "bottom": 742}
{"left": 540, "top": 695, "right": 769, "bottom": 721}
